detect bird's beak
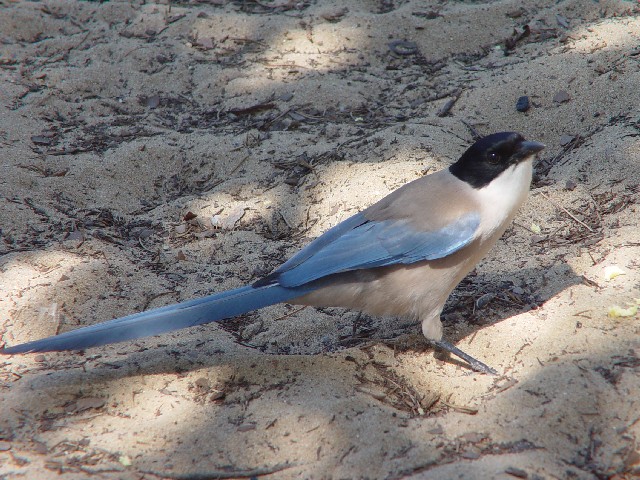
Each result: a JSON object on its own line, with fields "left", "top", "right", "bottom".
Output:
{"left": 511, "top": 140, "right": 545, "bottom": 164}
{"left": 518, "top": 140, "right": 546, "bottom": 156}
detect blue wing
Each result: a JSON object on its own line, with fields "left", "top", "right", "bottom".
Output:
{"left": 265, "top": 211, "right": 480, "bottom": 288}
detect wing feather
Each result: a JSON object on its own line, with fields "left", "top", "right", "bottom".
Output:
{"left": 273, "top": 212, "right": 480, "bottom": 287}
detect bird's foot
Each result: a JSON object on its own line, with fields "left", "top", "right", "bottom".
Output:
{"left": 432, "top": 340, "right": 498, "bottom": 375}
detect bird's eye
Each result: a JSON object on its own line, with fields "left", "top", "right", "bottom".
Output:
{"left": 487, "top": 152, "right": 500, "bottom": 164}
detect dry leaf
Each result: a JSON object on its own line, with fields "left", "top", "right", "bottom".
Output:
{"left": 604, "top": 265, "right": 625, "bottom": 281}
{"left": 608, "top": 305, "right": 638, "bottom": 318}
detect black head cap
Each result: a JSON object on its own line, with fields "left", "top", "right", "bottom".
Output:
{"left": 449, "top": 132, "right": 545, "bottom": 188}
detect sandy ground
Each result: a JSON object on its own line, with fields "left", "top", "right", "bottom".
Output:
{"left": 1, "top": 0, "right": 640, "bottom": 478}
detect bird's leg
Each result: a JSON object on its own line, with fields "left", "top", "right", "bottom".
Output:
{"left": 432, "top": 339, "right": 498, "bottom": 375}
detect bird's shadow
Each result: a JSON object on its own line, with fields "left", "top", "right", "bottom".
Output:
{"left": 441, "top": 262, "right": 582, "bottom": 342}
{"left": 213, "top": 261, "right": 584, "bottom": 362}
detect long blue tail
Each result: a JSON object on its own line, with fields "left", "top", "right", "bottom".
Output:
{"left": 1, "top": 284, "right": 312, "bottom": 354}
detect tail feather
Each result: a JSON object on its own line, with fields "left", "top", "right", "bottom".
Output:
{"left": 1, "top": 284, "right": 311, "bottom": 354}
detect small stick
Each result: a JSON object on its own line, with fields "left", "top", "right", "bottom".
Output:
{"left": 540, "top": 192, "right": 594, "bottom": 232}
{"left": 437, "top": 89, "right": 462, "bottom": 117}
{"left": 440, "top": 398, "right": 479, "bottom": 415}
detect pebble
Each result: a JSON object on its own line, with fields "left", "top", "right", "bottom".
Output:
{"left": 476, "top": 293, "right": 496, "bottom": 309}
{"left": 511, "top": 286, "right": 525, "bottom": 295}
{"left": 560, "top": 134, "right": 575, "bottom": 146}
{"left": 505, "top": 466, "right": 529, "bottom": 478}
{"left": 516, "top": 95, "right": 530, "bottom": 112}
{"left": 460, "top": 449, "right": 481, "bottom": 459}
{"left": 553, "top": 90, "right": 571, "bottom": 103}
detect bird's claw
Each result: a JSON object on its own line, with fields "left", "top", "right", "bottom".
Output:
{"left": 432, "top": 339, "right": 498, "bottom": 375}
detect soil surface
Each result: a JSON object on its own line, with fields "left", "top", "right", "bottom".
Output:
{"left": 1, "top": 1, "right": 640, "bottom": 479}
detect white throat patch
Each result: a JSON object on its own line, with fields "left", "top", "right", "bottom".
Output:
{"left": 476, "top": 159, "right": 533, "bottom": 236}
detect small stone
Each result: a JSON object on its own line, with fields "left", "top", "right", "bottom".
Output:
{"left": 388, "top": 40, "right": 419, "bottom": 56}
{"left": 476, "top": 293, "right": 495, "bottom": 309}
{"left": 136, "top": 228, "right": 153, "bottom": 239}
{"left": 516, "top": 95, "right": 530, "bottom": 112}
{"left": 556, "top": 14, "right": 570, "bottom": 29}
{"left": 506, "top": 8, "right": 525, "bottom": 18}
{"left": 565, "top": 179, "right": 577, "bottom": 191}
{"left": 460, "top": 432, "right": 485, "bottom": 443}
{"left": 505, "top": 466, "right": 529, "bottom": 478}
{"left": 145, "top": 95, "right": 160, "bottom": 108}
{"left": 194, "top": 377, "right": 210, "bottom": 390}
{"left": 237, "top": 423, "right": 257, "bottom": 432}
{"left": 553, "top": 90, "right": 571, "bottom": 103}
{"left": 30, "top": 441, "right": 48, "bottom": 454}
{"left": 321, "top": 7, "right": 348, "bottom": 22}
{"left": 210, "top": 391, "right": 225, "bottom": 402}
{"left": 278, "top": 92, "right": 294, "bottom": 102}
{"left": 66, "top": 230, "right": 84, "bottom": 242}
{"left": 559, "top": 135, "right": 575, "bottom": 146}
{"left": 428, "top": 424, "right": 444, "bottom": 435}
{"left": 198, "top": 37, "right": 214, "bottom": 50}
{"left": 220, "top": 207, "right": 245, "bottom": 229}
{"left": 31, "top": 135, "right": 52, "bottom": 145}
{"left": 460, "top": 449, "right": 481, "bottom": 459}
{"left": 76, "top": 397, "right": 105, "bottom": 411}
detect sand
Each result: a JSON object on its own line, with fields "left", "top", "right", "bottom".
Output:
{"left": 1, "top": 0, "right": 640, "bottom": 478}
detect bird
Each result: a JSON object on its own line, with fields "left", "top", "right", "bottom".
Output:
{"left": 0, "top": 132, "right": 544, "bottom": 374}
